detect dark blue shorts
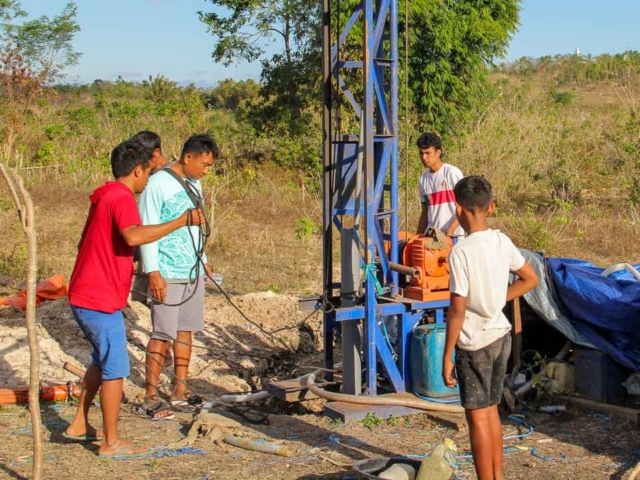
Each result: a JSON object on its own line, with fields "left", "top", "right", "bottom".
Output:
{"left": 70, "top": 305, "right": 130, "bottom": 380}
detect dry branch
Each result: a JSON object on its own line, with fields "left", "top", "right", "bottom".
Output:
{"left": 0, "top": 163, "right": 42, "bottom": 480}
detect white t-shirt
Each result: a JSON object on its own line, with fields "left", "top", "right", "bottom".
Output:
{"left": 449, "top": 229, "right": 526, "bottom": 351}
{"left": 418, "top": 163, "right": 465, "bottom": 237}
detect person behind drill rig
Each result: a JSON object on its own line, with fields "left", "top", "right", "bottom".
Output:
{"left": 442, "top": 176, "right": 539, "bottom": 480}
{"left": 139, "top": 133, "right": 217, "bottom": 419}
{"left": 64, "top": 139, "right": 204, "bottom": 457}
{"left": 416, "top": 132, "right": 465, "bottom": 237}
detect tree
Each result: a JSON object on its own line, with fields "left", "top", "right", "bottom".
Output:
{"left": 405, "top": 1, "right": 520, "bottom": 133}
{"left": 0, "top": 1, "right": 80, "bottom": 159}
{"left": 2, "top": 2, "right": 80, "bottom": 81}
{"left": 142, "top": 74, "right": 178, "bottom": 104}
{"left": 199, "top": 0, "right": 318, "bottom": 67}
{"left": 199, "top": 1, "right": 320, "bottom": 133}
{"left": 0, "top": 0, "right": 25, "bottom": 20}
{"left": 199, "top": 0, "right": 520, "bottom": 138}
{"left": 0, "top": 164, "right": 41, "bottom": 480}
{"left": 206, "top": 78, "right": 260, "bottom": 110}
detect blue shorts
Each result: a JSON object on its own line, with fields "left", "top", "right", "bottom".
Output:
{"left": 70, "top": 305, "right": 130, "bottom": 380}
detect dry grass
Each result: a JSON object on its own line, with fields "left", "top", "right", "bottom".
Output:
{"left": 2, "top": 71, "right": 640, "bottom": 291}
{"left": 0, "top": 165, "right": 328, "bottom": 295}
{"left": 1, "top": 161, "right": 639, "bottom": 299}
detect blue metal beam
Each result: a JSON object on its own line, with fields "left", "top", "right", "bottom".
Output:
{"left": 323, "top": 0, "right": 450, "bottom": 396}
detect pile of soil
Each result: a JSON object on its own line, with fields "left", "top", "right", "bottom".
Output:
{"left": 0, "top": 290, "right": 323, "bottom": 400}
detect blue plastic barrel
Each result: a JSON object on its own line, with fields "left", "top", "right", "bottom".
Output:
{"left": 411, "top": 323, "right": 460, "bottom": 398}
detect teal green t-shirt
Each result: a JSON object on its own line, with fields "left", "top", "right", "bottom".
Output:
{"left": 139, "top": 170, "right": 207, "bottom": 280}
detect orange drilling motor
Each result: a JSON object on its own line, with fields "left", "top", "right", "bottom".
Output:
{"left": 399, "top": 228, "right": 453, "bottom": 302}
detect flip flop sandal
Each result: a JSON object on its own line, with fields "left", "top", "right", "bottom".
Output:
{"left": 138, "top": 398, "right": 175, "bottom": 421}
{"left": 170, "top": 393, "right": 205, "bottom": 410}
{"left": 98, "top": 444, "right": 150, "bottom": 459}
{"left": 62, "top": 430, "right": 103, "bottom": 441}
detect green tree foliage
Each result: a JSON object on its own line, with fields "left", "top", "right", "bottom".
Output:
{"left": 199, "top": 0, "right": 318, "bottom": 66}
{"left": 142, "top": 74, "right": 178, "bottom": 104}
{"left": 200, "top": 0, "right": 519, "bottom": 139}
{"left": 206, "top": 78, "right": 260, "bottom": 110}
{"left": 406, "top": 0, "right": 520, "bottom": 133}
{"left": 0, "top": 1, "right": 80, "bottom": 157}
{"left": 199, "top": 1, "right": 320, "bottom": 134}
{"left": 0, "top": 0, "right": 25, "bottom": 20}
{"left": 1, "top": 2, "right": 80, "bottom": 81}
{"left": 500, "top": 51, "right": 640, "bottom": 86}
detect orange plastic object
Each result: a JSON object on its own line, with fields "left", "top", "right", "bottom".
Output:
{"left": 402, "top": 234, "right": 453, "bottom": 302}
{"left": 0, "top": 274, "right": 68, "bottom": 311}
{"left": 0, "top": 383, "right": 82, "bottom": 405}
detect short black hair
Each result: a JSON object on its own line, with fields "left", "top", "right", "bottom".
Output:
{"left": 181, "top": 133, "right": 219, "bottom": 159}
{"left": 110, "top": 139, "right": 152, "bottom": 178}
{"left": 131, "top": 130, "right": 161, "bottom": 151}
{"left": 454, "top": 176, "right": 493, "bottom": 211}
{"left": 416, "top": 132, "right": 442, "bottom": 151}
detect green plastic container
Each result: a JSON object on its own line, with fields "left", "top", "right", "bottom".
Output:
{"left": 411, "top": 323, "right": 459, "bottom": 398}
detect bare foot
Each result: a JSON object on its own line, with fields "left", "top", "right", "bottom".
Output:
{"left": 98, "top": 440, "right": 148, "bottom": 457}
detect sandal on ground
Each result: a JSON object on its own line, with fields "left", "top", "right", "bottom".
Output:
{"left": 138, "top": 397, "right": 175, "bottom": 421}
{"left": 62, "top": 429, "right": 103, "bottom": 441}
{"left": 170, "top": 393, "right": 205, "bottom": 410}
{"left": 98, "top": 442, "right": 149, "bottom": 459}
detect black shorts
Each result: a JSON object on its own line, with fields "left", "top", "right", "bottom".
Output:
{"left": 455, "top": 334, "right": 511, "bottom": 410}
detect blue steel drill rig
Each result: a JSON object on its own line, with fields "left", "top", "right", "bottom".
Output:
{"left": 310, "top": 0, "right": 458, "bottom": 419}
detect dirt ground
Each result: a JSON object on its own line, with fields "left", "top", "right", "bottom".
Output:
{"left": 0, "top": 399, "right": 638, "bottom": 479}
{"left": 0, "top": 291, "right": 322, "bottom": 394}
{"left": 0, "top": 294, "right": 639, "bottom": 480}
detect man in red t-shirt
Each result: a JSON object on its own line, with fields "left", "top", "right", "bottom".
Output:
{"left": 64, "top": 139, "right": 204, "bottom": 458}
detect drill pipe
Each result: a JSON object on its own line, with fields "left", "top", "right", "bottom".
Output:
{"left": 376, "top": 258, "right": 420, "bottom": 279}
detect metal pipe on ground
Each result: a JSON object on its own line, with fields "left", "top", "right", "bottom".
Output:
{"left": 0, "top": 384, "right": 82, "bottom": 405}
{"left": 303, "top": 372, "right": 464, "bottom": 414}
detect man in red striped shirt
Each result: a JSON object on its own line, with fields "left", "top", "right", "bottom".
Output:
{"left": 416, "top": 132, "right": 464, "bottom": 237}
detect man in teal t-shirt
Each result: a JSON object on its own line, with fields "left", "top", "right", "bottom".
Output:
{"left": 138, "top": 133, "right": 218, "bottom": 419}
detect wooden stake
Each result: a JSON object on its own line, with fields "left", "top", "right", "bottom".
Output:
{"left": 512, "top": 297, "right": 523, "bottom": 369}
{"left": 0, "top": 163, "right": 42, "bottom": 480}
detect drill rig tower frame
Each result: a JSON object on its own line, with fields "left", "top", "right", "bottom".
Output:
{"left": 319, "top": 0, "right": 449, "bottom": 403}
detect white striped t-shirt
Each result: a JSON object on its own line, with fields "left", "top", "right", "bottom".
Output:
{"left": 418, "top": 163, "right": 464, "bottom": 237}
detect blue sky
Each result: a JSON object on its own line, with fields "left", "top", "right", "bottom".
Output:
{"left": 16, "top": 0, "right": 640, "bottom": 86}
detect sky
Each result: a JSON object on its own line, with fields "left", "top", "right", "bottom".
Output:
{"left": 15, "top": 0, "right": 640, "bottom": 86}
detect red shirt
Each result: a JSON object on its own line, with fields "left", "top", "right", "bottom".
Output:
{"left": 68, "top": 182, "right": 141, "bottom": 313}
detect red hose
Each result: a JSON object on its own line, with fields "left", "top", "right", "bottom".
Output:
{"left": 0, "top": 383, "right": 81, "bottom": 405}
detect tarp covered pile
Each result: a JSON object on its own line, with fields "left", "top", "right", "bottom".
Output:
{"left": 520, "top": 251, "right": 640, "bottom": 371}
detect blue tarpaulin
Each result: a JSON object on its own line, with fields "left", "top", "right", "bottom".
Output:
{"left": 546, "top": 258, "right": 640, "bottom": 371}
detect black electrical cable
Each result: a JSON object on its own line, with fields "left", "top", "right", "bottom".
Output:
{"left": 130, "top": 182, "right": 297, "bottom": 348}
{"left": 125, "top": 174, "right": 329, "bottom": 413}
{"left": 131, "top": 181, "right": 209, "bottom": 308}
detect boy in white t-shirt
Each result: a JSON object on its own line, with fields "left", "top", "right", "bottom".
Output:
{"left": 416, "top": 132, "right": 465, "bottom": 237}
{"left": 442, "top": 176, "right": 539, "bottom": 480}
